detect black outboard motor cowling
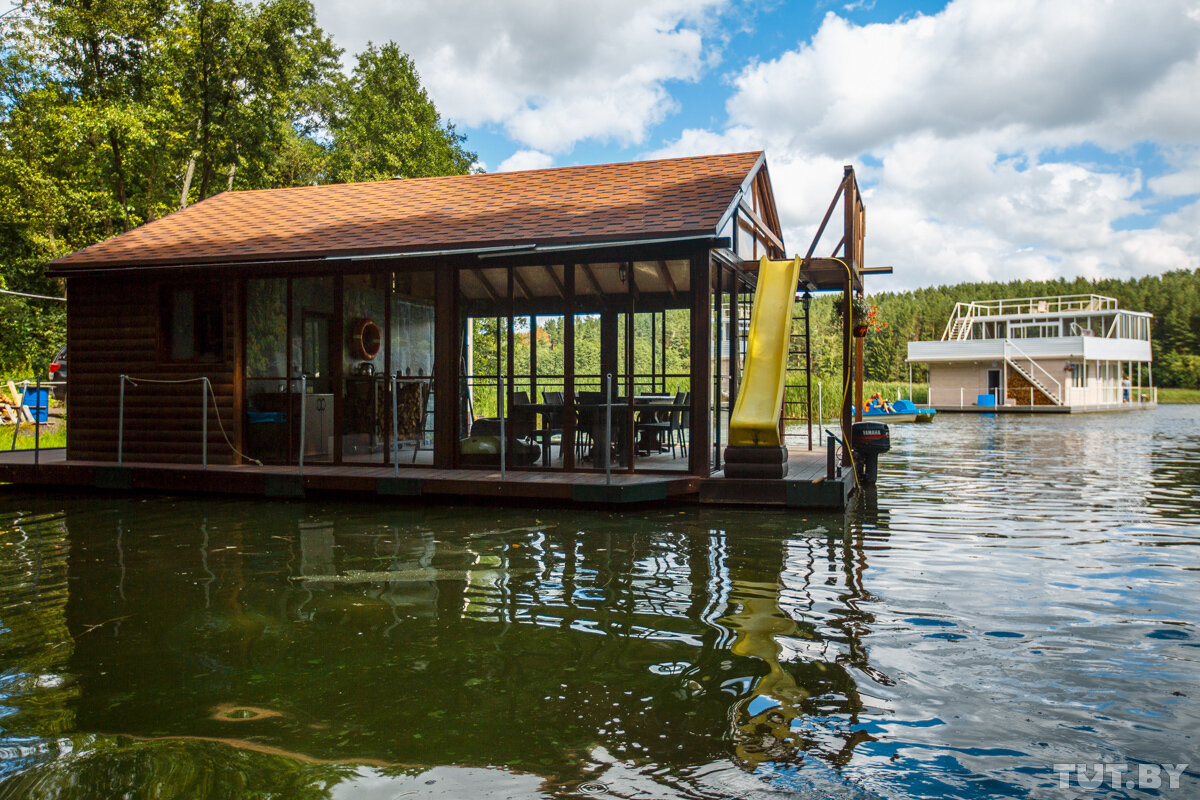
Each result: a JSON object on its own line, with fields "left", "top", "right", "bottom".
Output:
{"left": 851, "top": 421, "right": 890, "bottom": 484}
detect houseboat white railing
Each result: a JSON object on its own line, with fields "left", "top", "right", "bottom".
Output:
{"left": 925, "top": 385, "right": 1157, "bottom": 409}
{"left": 1003, "top": 339, "right": 1062, "bottom": 405}
{"left": 941, "top": 294, "right": 1120, "bottom": 341}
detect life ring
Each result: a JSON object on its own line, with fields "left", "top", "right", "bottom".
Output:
{"left": 351, "top": 318, "right": 381, "bottom": 360}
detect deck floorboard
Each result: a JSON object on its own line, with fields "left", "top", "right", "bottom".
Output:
{"left": 0, "top": 446, "right": 851, "bottom": 509}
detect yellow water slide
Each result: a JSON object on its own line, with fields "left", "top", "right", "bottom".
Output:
{"left": 728, "top": 256, "right": 803, "bottom": 447}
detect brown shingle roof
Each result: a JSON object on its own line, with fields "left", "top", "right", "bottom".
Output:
{"left": 50, "top": 151, "right": 766, "bottom": 272}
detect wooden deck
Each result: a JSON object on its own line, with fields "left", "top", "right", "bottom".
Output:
{"left": 697, "top": 449, "right": 855, "bottom": 509}
{"left": 0, "top": 447, "right": 854, "bottom": 510}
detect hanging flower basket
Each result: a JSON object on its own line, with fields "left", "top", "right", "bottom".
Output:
{"left": 836, "top": 293, "right": 876, "bottom": 336}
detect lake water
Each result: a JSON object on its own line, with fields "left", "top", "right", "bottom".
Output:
{"left": 1, "top": 406, "right": 1198, "bottom": 799}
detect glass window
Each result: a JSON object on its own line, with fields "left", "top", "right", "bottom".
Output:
{"left": 246, "top": 279, "right": 287, "bottom": 378}
{"left": 162, "top": 285, "right": 223, "bottom": 361}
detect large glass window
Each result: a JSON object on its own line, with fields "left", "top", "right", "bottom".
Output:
{"left": 389, "top": 269, "right": 436, "bottom": 465}
{"left": 342, "top": 274, "right": 386, "bottom": 463}
{"left": 245, "top": 278, "right": 289, "bottom": 464}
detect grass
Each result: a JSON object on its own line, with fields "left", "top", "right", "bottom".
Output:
{"left": 1156, "top": 387, "right": 1200, "bottom": 404}
{"left": 7, "top": 421, "right": 66, "bottom": 450}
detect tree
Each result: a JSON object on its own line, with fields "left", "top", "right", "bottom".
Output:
{"left": 177, "top": 0, "right": 341, "bottom": 203}
{"left": 327, "top": 42, "right": 475, "bottom": 183}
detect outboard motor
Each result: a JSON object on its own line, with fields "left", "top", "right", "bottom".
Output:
{"left": 850, "top": 421, "right": 890, "bottom": 484}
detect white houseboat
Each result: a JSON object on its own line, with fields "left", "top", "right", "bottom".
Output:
{"left": 907, "top": 294, "right": 1156, "bottom": 412}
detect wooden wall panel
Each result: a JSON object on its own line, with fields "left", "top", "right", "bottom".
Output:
{"left": 66, "top": 276, "right": 240, "bottom": 464}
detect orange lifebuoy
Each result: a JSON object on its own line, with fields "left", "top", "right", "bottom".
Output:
{"left": 351, "top": 318, "right": 381, "bottom": 360}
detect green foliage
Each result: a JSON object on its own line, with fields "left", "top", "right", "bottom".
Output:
{"left": 327, "top": 42, "right": 476, "bottom": 183}
{"left": 1157, "top": 352, "right": 1200, "bottom": 389}
{"left": 0, "top": 1, "right": 473, "bottom": 375}
{"left": 1156, "top": 387, "right": 1200, "bottom": 404}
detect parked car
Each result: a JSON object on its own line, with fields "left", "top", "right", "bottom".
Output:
{"left": 48, "top": 346, "right": 67, "bottom": 391}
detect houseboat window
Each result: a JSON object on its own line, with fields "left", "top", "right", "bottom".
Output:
{"left": 246, "top": 279, "right": 286, "bottom": 378}
{"left": 245, "top": 278, "right": 289, "bottom": 465}
{"left": 162, "top": 286, "right": 223, "bottom": 361}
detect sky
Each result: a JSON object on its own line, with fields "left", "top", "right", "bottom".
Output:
{"left": 309, "top": 0, "right": 1200, "bottom": 292}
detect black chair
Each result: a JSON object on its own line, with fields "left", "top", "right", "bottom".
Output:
{"left": 634, "top": 390, "right": 683, "bottom": 457}
{"left": 658, "top": 390, "right": 689, "bottom": 458}
{"left": 677, "top": 391, "right": 690, "bottom": 458}
{"left": 510, "top": 390, "right": 535, "bottom": 441}
{"left": 542, "top": 391, "right": 565, "bottom": 461}
{"left": 575, "top": 391, "right": 602, "bottom": 461}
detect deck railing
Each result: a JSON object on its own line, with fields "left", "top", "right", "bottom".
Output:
{"left": 3, "top": 377, "right": 60, "bottom": 463}
{"left": 117, "top": 375, "right": 257, "bottom": 468}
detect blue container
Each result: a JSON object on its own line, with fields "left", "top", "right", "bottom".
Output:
{"left": 977, "top": 393, "right": 996, "bottom": 407}
{"left": 21, "top": 387, "right": 50, "bottom": 423}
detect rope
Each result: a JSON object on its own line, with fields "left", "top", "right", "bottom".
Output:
{"left": 122, "top": 375, "right": 263, "bottom": 466}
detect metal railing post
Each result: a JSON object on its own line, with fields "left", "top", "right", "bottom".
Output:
{"left": 391, "top": 373, "right": 399, "bottom": 478}
{"left": 605, "top": 372, "right": 613, "bottom": 486}
{"left": 201, "top": 377, "right": 208, "bottom": 469}
{"left": 818, "top": 381, "right": 823, "bottom": 425}
{"left": 34, "top": 377, "right": 41, "bottom": 465}
{"left": 118, "top": 375, "right": 126, "bottom": 464}
{"left": 498, "top": 370, "right": 506, "bottom": 481}
{"left": 298, "top": 375, "right": 307, "bottom": 475}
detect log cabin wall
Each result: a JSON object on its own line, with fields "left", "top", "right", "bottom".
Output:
{"left": 66, "top": 275, "right": 241, "bottom": 464}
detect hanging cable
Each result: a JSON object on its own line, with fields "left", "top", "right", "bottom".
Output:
{"left": 829, "top": 257, "right": 860, "bottom": 494}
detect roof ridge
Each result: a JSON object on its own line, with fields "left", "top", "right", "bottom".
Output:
{"left": 49, "top": 151, "right": 769, "bottom": 271}
{"left": 196, "top": 150, "right": 767, "bottom": 198}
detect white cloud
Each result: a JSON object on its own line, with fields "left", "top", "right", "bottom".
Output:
{"left": 1148, "top": 147, "right": 1200, "bottom": 197}
{"left": 313, "top": 0, "right": 728, "bottom": 153}
{"left": 496, "top": 149, "right": 555, "bottom": 173}
{"left": 728, "top": 0, "right": 1200, "bottom": 154}
{"left": 652, "top": 0, "right": 1200, "bottom": 289}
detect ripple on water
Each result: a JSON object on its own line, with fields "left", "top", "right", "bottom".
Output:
{"left": 0, "top": 409, "right": 1198, "bottom": 798}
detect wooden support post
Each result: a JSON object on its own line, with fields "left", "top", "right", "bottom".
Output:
{"left": 564, "top": 263, "right": 576, "bottom": 471}
{"left": 232, "top": 277, "right": 245, "bottom": 464}
{"left": 840, "top": 279, "right": 852, "bottom": 465}
{"left": 332, "top": 273, "right": 345, "bottom": 464}
{"left": 855, "top": 333, "right": 864, "bottom": 422}
{"left": 530, "top": 313, "right": 538, "bottom": 403}
{"left": 506, "top": 267, "right": 516, "bottom": 468}
{"left": 662, "top": 309, "right": 672, "bottom": 393}
{"left": 845, "top": 169, "right": 864, "bottom": 425}
{"left": 434, "top": 267, "right": 459, "bottom": 468}
{"left": 625, "top": 264, "right": 635, "bottom": 473}
{"left": 600, "top": 307, "right": 618, "bottom": 388}
{"left": 689, "top": 250, "right": 713, "bottom": 476}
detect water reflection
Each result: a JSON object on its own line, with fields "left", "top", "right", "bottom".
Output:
{"left": 1, "top": 498, "right": 880, "bottom": 798}
{"left": 5, "top": 407, "right": 1198, "bottom": 799}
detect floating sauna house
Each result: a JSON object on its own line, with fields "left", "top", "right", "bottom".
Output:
{"left": 6, "top": 153, "right": 884, "bottom": 508}
{"left": 907, "top": 294, "right": 1157, "bottom": 412}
